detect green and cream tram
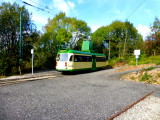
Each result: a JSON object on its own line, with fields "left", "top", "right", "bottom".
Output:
{"left": 56, "top": 49, "right": 106, "bottom": 72}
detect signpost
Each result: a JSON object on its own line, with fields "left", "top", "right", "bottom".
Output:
{"left": 134, "top": 49, "right": 140, "bottom": 65}
{"left": 31, "top": 49, "right": 34, "bottom": 75}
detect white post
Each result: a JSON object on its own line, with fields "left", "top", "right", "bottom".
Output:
{"left": 31, "top": 49, "right": 34, "bottom": 75}
{"left": 134, "top": 50, "right": 140, "bottom": 66}
{"left": 32, "top": 54, "right": 33, "bottom": 75}
{"left": 136, "top": 55, "right": 139, "bottom": 66}
{"left": 136, "top": 58, "right": 138, "bottom": 66}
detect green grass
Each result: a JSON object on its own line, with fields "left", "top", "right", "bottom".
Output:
{"left": 138, "top": 55, "right": 160, "bottom": 65}
{"left": 128, "top": 55, "right": 160, "bottom": 65}
{"left": 142, "top": 66, "right": 157, "bottom": 71}
{"left": 107, "top": 55, "right": 160, "bottom": 67}
{"left": 140, "top": 72, "right": 152, "bottom": 82}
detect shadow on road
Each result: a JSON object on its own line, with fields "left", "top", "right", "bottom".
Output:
{"left": 61, "top": 68, "right": 112, "bottom": 75}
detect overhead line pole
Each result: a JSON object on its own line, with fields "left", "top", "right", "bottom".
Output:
{"left": 123, "top": 19, "right": 128, "bottom": 57}
{"left": 19, "top": 11, "right": 22, "bottom": 75}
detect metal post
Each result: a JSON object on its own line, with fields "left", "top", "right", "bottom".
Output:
{"left": 123, "top": 29, "right": 127, "bottom": 57}
{"left": 19, "top": 11, "right": 22, "bottom": 75}
{"left": 31, "top": 49, "right": 34, "bottom": 75}
{"left": 123, "top": 19, "right": 128, "bottom": 57}
{"left": 135, "top": 55, "right": 139, "bottom": 66}
{"left": 136, "top": 58, "right": 138, "bottom": 66}
{"left": 32, "top": 53, "right": 33, "bottom": 75}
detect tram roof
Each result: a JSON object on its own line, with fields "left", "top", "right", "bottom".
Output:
{"left": 58, "top": 49, "right": 105, "bottom": 57}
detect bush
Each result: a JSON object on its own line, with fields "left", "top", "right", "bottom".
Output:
{"left": 107, "top": 57, "right": 128, "bottom": 67}
{"left": 127, "top": 55, "right": 160, "bottom": 66}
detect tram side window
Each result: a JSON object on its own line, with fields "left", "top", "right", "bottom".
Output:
{"left": 96, "top": 57, "right": 100, "bottom": 62}
{"left": 86, "top": 56, "right": 92, "bottom": 62}
{"left": 74, "top": 55, "right": 82, "bottom": 62}
{"left": 74, "top": 55, "right": 92, "bottom": 62}
{"left": 102, "top": 57, "right": 106, "bottom": 61}
{"left": 74, "top": 55, "right": 78, "bottom": 62}
{"left": 96, "top": 57, "right": 106, "bottom": 62}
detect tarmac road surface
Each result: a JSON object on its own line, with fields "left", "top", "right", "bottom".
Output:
{"left": 0, "top": 69, "right": 160, "bottom": 120}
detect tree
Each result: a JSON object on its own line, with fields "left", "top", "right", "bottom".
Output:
{"left": 91, "top": 20, "right": 143, "bottom": 59}
{"left": 0, "top": 2, "right": 38, "bottom": 75}
{"left": 44, "top": 12, "right": 91, "bottom": 49}
{"left": 35, "top": 12, "right": 91, "bottom": 69}
{"left": 143, "top": 17, "right": 160, "bottom": 56}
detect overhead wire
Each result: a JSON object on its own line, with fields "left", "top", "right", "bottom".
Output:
{"left": 28, "top": 0, "right": 53, "bottom": 11}
{"left": 23, "top": 1, "right": 45, "bottom": 12}
{"left": 16, "top": 0, "right": 57, "bottom": 16}
{"left": 101, "top": 0, "right": 148, "bottom": 26}
{"left": 127, "top": 0, "right": 147, "bottom": 19}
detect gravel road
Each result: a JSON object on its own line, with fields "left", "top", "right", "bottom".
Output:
{"left": 0, "top": 69, "right": 160, "bottom": 120}
{"left": 114, "top": 95, "right": 160, "bottom": 120}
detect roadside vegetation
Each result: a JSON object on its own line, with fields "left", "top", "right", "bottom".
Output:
{"left": 107, "top": 55, "right": 160, "bottom": 67}
{"left": 0, "top": 2, "right": 160, "bottom": 77}
{"left": 112, "top": 55, "right": 160, "bottom": 85}
{"left": 122, "top": 66, "right": 160, "bottom": 85}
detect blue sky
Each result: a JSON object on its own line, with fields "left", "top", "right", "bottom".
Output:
{"left": 1, "top": 0, "right": 160, "bottom": 39}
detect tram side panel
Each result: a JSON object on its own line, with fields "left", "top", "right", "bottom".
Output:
{"left": 72, "top": 55, "right": 92, "bottom": 71}
{"left": 96, "top": 56, "right": 106, "bottom": 68}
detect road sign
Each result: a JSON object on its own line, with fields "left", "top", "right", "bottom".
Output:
{"left": 31, "top": 49, "right": 34, "bottom": 54}
{"left": 134, "top": 50, "right": 140, "bottom": 55}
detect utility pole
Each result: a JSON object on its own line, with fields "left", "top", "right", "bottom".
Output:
{"left": 123, "top": 29, "right": 127, "bottom": 57}
{"left": 19, "top": 11, "right": 22, "bottom": 75}
{"left": 107, "top": 32, "right": 111, "bottom": 61}
{"left": 123, "top": 19, "right": 128, "bottom": 57}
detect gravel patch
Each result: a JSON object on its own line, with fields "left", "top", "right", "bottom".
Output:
{"left": 114, "top": 95, "right": 160, "bottom": 120}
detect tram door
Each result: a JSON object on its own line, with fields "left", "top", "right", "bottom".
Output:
{"left": 92, "top": 55, "right": 96, "bottom": 70}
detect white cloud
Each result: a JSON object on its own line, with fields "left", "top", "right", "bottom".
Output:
{"left": 32, "top": 15, "right": 48, "bottom": 24}
{"left": 89, "top": 24, "right": 102, "bottom": 33}
{"left": 136, "top": 24, "right": 151, "bottom": 40}
{"left": 32, "top": 14, "right": 48, "bottom": 31}
{"left": 52, "top": 0, "right": 75, "bottom": 15}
